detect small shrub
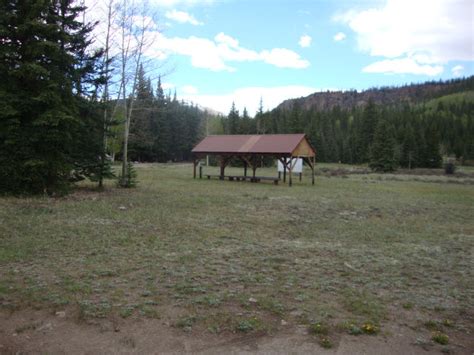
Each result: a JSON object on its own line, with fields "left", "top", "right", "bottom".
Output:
{"left": 319, "top": 337, "right": 332, "bottom": 348}
{"left": 361, "top": 322, "right": 379, "bottom": 334}
{"left": 139, "top": 306, "right": 160, "bottom": 319}
{"left": 118, "top": 161, "right": 138, "bottom": 188}
{"left": 348, "top": 324, "right": 363, "bottom": 335}
{"left": 120, "top": 306, "right": 134, "bottom": 318}
{"left": 424, "top": 320, "right": 440, "bottom": 331}
{"left": 309, "top": 322, "right": 329, "bottom": 335}
{"left": 175, "top": 315, "right": 197, "bottom": 329}
{"left": 444, "top": 162, "right": 456, "bottom": 175}
{"left": 236, "top": 317, "right": 261, "bottom": 333}
{"left": 432, "top": 332, "right": 449, "bottom": 345}
{"left": 78, "top": 300, "right": 111, "bottom": 319}
{"left": 444, "top": 157, "right": 457, "bottom": 175}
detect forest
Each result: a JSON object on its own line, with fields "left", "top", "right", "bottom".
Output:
{"left": 127, "top": 73, "right": 474, "bottom": 172}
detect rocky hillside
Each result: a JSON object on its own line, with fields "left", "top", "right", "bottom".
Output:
{"left": 276, "top": 76, "right": 474, "bottom": 112}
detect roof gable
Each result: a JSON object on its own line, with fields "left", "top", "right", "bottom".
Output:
{"left": 192, "top": 134, "right": 315, "bottom": 156}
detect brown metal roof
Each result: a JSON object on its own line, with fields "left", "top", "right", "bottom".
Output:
{"left": 192, "top": 134, "right": 313, "bottom": 155}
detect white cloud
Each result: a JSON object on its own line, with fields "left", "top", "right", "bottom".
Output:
{"left": 260, "top": 48, "right": 310, "bottom": 69}
{"left": 146, "top": 32, "right": 310, "bottom": 71}
{"left": 165, "top": 9, "right": 203, "bottom": 25}
{"left": 150, "top": 0, "right": 216, "bottom": 7}
{"left": 215, "top": 32, "right": 239, "bottom": 48}
{"left": 180, "top": 85, "right": 325, "bottom": 116}
{"left": 363, "top": 58, "right": 444, "bottom": 76}
{"left": 333, "top": 32, "right": 346, "bottom": 42}
{"left": 298, "top": 35, "right": 312, "bottom": 48}
{"left": 336, "top": 0, "right": 473, "bottom": 75}
{"left": 181, "top": 85, "right": 199, "bottom": 94}
{"left": 82, "top": 0, "right": 310, "bottom": 72}
{"left": 451, "top": 65, "right": 464, "bottom": 77}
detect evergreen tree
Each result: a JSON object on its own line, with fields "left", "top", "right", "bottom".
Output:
{"left": 288, "top": 102, "right": 303, "bottom": 133}
{"left": 0, "top": 0, "right": 102, "bottom": 194}
{"left": 151, "top": 77, "right": 171, "bottom": 161}
{"left": 359, "top": 99, "right": 378, "bottom": 161}
{"left": 400, "top": 123, "right": 418, "bottom": 168}
{"left": 129, "top": 64, "right": 154, "bottom": 161}
{"left": 369, "top": 119, "right": 398, "bottom": 172}
{"left": 227, "top": 102, "right": 240, "bottom": 134}
{"left": 241, "top": 107, "right": 253, "bottom": 134}
{"left": 424, "top": 124, "right": 442, "bottom": 168}
{"left": 255, "top": 97, "right": 265, "bottom": 133}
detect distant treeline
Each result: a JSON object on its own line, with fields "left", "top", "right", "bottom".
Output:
{"left": 126, "top": 75, "right": 474, "bottom": 169}
{"left": 121, "top": 67, "right": 206, "bottom": 163}
{"left": 215, "top": 78, "right": 474, "bottom": 169}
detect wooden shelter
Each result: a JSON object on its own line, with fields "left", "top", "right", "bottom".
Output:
{"left": 191, "top": 134, "right": 316, "bottom": 186}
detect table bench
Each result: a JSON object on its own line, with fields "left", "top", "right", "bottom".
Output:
{"left": 205, "top": 175, "right": 279, "bottom": 185}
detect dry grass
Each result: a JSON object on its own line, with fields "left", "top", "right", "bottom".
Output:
{"left": 1, "top": 163, "right": 473, "bottom": 343}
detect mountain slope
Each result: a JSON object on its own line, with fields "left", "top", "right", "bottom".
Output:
{"left": 276, "top": 76, "right": 474, "bottom": 112}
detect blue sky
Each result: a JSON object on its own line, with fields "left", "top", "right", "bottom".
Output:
{"left": 89, "top": 0, "right": 474, "bottom": 115}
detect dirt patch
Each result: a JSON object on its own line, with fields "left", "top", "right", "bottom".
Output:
{"left": 1, "top": 309, "right": 472, "bottom": 354}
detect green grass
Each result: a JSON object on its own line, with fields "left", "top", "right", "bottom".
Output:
{"left": 0, "top": 163, "right": 473, "bottom": 336}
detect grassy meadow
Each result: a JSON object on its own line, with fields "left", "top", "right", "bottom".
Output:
{"left": 1, "top": 163, "right": 473, "bottom": 350}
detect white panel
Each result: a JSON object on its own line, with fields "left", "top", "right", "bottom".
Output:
{"left": 278, "top": 158, "right": 303, "bottom": 173}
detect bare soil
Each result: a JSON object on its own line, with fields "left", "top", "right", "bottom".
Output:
{"left": 1, "top": 308, "right": 473, "bottom": 354}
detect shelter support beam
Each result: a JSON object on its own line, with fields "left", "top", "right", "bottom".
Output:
{"left": 239, "top": 157, "right": 248, "bottom": 177}
{"left": 193, "top": 159, "right": 198, "bottom": 179}
{"left": 289, "top": 159, "right": 293, "bottom": 187}
{"left": 220, "top": 156, "right": 231, "bottom": 180}
{"left": 302, "top": 156, "right": 315, "bottom": 185}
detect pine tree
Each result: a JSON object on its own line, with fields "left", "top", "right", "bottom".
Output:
{"left": 227, "top": 102, "right": 240, "bottom": 134}
{"left": 424, "top": 124, "right": 442, "bottom": 168}
{"left": 288, "top": 102, "right": 303, "bottom": 133}
{"left": 0, "top": 0, "right": 102, "bottom": 194}
{"left": 241, "top": 107, "right": 253, "bottom": 134}
{"left": 255, "top": 97, "right": 265, "bottom": 133}
{"left": 129, "top": 64, "right": 154, "bottom": 161}
{"left": 400, "top": 123, "right": 418, "bottom": 168}
{"left": 369, "top": 119, "right": 398, "bottom": 172}
{"left": 359, "top": 99, "right": 378, "bottom": 162}
{"left": 151, "top": 77, "right": 171, "bottom": 162}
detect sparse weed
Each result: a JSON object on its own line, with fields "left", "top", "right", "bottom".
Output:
{"left": 308, "top": 322, "right": 329, "bottom": 335}
{"left": 236, "top": 317, "right": 262, "bottom": 333}
{"left": 319, "top": 337, "right": 332, "bottom": 348}
{"left": 175, "top": 315, "right": 198, "bottom": 329}
{"left": 424, "top": 320, "right": 441, "bottom": 331}
{"left": 432, "top": 332, "right": 449, "bottom": 345}
{"left": 361, "top": 322, "right": 379, "bottom": 334}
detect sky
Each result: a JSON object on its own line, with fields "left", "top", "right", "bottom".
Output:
{"left": 87, "top": 0, "right": 474, "bottom": 115}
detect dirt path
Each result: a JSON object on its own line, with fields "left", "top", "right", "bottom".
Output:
{"left": 2, "top": 310, "right": 471, "bottom": 354}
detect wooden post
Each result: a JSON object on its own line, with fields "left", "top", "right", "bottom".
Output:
{"left": 220, "top": 156, "right": 226, "bottom": 180}
{"left": 312, "top": 155, "right": 315, "bottom": 185}
{"left": 199, "top": 165, "right": 203, "bottom": 179}
{"left": 289, "top": 158, "right": 293, "bottom": 187}
{"left": 299, "top": 172, "right": 302, "bottom": 182}
{"left": 252, "top": 155, "right": 257, "bottom": 181}
{"left": 283, "top": 158, "right": 287, "bottom": 183}
{"left": 193, "top": 159, "right": 197, "bottom": 179}
{"left": 244, "top": 161, "right": 247, "bottom": 177}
